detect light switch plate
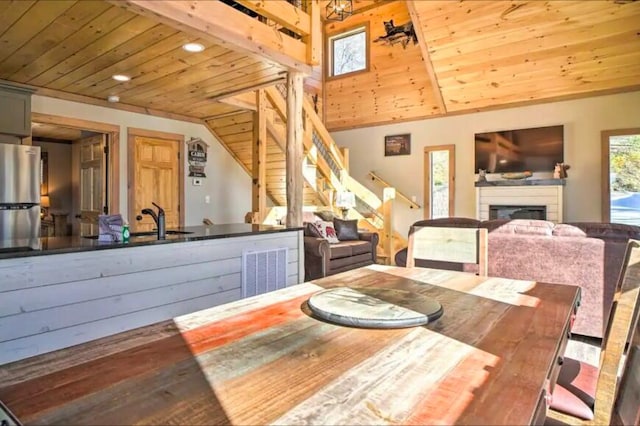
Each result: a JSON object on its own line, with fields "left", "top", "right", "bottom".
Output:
{"left": 192, "top": 178, "right": 202, "bottom": 186}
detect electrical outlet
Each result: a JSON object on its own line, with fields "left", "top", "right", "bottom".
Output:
{"left": 205, "top": 195, "right": 210, "bottom": 204}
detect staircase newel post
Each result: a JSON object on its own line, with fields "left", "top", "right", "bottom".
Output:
{"left": 383, "top": 187, "right": 396, "bottom": 265}
{"left": 286, "top": 71, "right": 304, "bottom": 227}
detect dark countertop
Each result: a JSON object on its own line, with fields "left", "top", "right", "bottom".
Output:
{"left": 475, "top": 178, "right": 566, "bottom": 187}
{"left": 0, "top": 224, "right": 302, "bottom": 260}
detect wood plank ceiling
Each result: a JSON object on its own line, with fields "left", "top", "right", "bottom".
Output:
{"left": 1, "top": 0, "right": 638, "bottom": 131}
{"left": 0, "top": 0, "right": 286, "bottom": 121}
{"left": 413, "top": 0, "right": 640, "bottom": 113}
{"left": 324, "top": 0, "right": 640, "bottom": 130}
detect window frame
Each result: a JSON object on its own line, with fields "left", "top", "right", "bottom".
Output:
{"left": 325, "top": 23, "right": 370, "bottom": 80}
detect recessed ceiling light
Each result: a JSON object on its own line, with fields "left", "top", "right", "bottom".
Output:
{"left": 182, "top": 42, "right": 205, "bottom": 53}
{"left": 107, "top": 95, "right": 120, "bottom": 103}
{"left": 112, "top": 74, "right": 130, "bottom": 82}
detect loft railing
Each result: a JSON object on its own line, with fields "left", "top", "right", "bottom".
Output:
{"left": 125, "top": 1, "right": 320, "bottom": 74}
{"left": 229, "top": 0, "right": 321, "bottom": 66}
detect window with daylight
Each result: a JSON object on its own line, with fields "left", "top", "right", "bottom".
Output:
{"left": 328, "top": 26, "right": 368, "bottom": 78}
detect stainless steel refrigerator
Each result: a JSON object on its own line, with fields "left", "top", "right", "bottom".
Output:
{"left": 0, "top": 143, "right": 41, "bottom": 241}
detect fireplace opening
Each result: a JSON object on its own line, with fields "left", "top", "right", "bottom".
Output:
{"left": 489, "top": 205, "right": 547, "bottom": 220}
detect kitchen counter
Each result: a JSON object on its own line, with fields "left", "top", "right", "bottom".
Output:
{"left": 0, "top": 223, "right": 301, "bottom": 259}
{"left": 0, "top": 224, "right": 304, "bottom": 365}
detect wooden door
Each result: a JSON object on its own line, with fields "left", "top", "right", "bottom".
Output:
{"left": 72, "top": 134, "right": 106, "bottom": 236}
{"left": 132, "top": 136, "right": 180, "bottom": 232}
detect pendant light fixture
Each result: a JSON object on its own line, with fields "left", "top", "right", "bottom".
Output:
{"left": 326, "top": 0, "right": 353, "bottom": 21}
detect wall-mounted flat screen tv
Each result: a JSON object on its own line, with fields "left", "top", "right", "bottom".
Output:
{"left": 474, "top": 125, "right": 564, "bottom": 173}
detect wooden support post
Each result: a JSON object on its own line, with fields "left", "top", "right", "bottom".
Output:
{"left": 286, "top": 72, "right": 304, "bottom": 227}
{"left": 252, "top": 90, "right": 267, "bottom": 223}
{"left": 305, "top": 0, "right": 321, "bottom": 66}
{"left": 382, "top": 187, "right": 396, "bottom": 265}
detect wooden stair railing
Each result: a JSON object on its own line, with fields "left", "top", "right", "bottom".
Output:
{"left": 368, "top": 171, "right": 421, "bottom": 209}
{"left": 228, "top": 84, "right": 408, "bottom": 263}
{"left": 299, "top": 91, "right": 408, "bottom": 262}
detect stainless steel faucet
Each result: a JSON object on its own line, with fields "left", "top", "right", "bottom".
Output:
{"left": 140, "top": 202, "right": 166, "bottom": 240}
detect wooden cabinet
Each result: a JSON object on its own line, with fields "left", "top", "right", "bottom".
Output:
{"left": 0, "top": 82, "right": 34, "bottom": 137}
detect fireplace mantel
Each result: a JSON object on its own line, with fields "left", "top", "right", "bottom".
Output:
{"left": 475, "top": 178, "right": 566, "bottom": 187}
{"left": 475, "top": 179, "right": 565, "bottom": 222}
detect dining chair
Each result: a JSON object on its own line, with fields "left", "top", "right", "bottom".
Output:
{"left": 613, "top": 320, "right": 640, "bottom": 425}
{"left": 546, "top": 239, "right": 640, "bottom": 425}
{"left": 406, "top": 226, "right": 488, "bottom": 276}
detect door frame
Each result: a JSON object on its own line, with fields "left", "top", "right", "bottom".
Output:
{"left": 601, "top": 128, "right": 640, "bottom": 222}
{"left": 424, "top": 144, "right": 455, "bottom": 219}
{"left": 31, "top": 112, "right": 120, "bottom": 215}
{"left": 127, "top": 127, "right": 185, "bottom": 227}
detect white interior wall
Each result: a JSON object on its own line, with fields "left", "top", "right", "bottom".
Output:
{"left": 31, "top": 95, "right": 252, "bottom": 225}
{"left": 330, "top": 90, "right": 640, "bottom": 236}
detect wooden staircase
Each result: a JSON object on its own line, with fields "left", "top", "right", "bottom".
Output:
{"left": 205, "top": 85, "right": 407, "bottom": 263}
{"left": 205, "top": 108, "right": 324, "bottom": 206}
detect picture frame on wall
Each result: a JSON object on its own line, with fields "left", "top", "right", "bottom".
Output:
{"left": 384, "top": 134, "right": 411, "bottom": 156}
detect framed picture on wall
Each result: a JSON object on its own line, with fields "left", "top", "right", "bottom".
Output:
{"left": 384, "top": 134, "right": 411, "bottom": 156}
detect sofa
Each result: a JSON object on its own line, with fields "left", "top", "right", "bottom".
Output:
{"left": 303, "top": 214, "right": 379, "bottom": 281}
{"left": 395, "top": 218, "right": 640, "bottom": 339}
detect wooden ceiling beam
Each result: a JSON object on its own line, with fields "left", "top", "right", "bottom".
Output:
{"left": 406, "top": 0, "right": 446, "bottom": 114}
{"left": 114, "top": 0, "right": 312, "bottom": 75}
{"left": 219, "top": 92, "right": 258, "bottom": 112}
{"left": 209, "top": 77, "right": 286, "bottom": 103}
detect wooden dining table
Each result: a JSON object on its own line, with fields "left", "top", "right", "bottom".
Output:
{"left": 0, "top": 265, "right": 580, "bottom": 425}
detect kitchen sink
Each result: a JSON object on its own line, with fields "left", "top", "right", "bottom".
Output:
{"left": 83, "top": 230, "right": 194, "bottom": 240}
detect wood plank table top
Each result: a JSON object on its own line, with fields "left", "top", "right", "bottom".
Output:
{"left": 0, "top": 265, "right": 580, "bottom": 425}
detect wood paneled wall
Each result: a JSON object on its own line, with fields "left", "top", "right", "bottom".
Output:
{"left": 323, "top": 2, "right": 441, "bottom": 131}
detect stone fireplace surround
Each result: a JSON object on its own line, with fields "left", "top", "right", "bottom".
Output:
{"left": 475, "top": 179, "right": 565, "bottom": 223}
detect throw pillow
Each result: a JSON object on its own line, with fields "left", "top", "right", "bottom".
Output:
{"left": 312, "top": 220, "right": 340, "bottom": 243}
{"left": 333, "top": 218, "right": 359, "bottom": 241}
{"left": 305, "top": 222, "right": 323, "bottom": 238}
